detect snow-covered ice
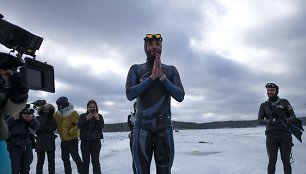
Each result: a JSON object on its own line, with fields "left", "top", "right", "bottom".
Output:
{"left": 30, "top": 127, "right": 305, "bottom": 174}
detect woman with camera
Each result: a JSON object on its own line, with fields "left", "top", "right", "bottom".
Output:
{"left": 77, "top": 100, "right": 104, "bottom": 174}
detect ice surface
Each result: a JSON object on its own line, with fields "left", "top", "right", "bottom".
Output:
{"left": 30, "top": 127, "right": 305, "bottom": 174}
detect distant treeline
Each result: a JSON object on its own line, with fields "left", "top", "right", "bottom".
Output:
{"left": 103, "top": 117, "right": 306, "bottom": 132}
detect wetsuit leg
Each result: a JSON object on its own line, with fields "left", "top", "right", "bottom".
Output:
{"left": 129, "top": 133, "right": 137, "bottom": 174}
{"left": 266, "top": 136, "right": 279, "bottom": 174}
{"left": 280, "top": 133, "right": 292, "bottom": 174}
{"left": 154, "top": 127, "right": 174, "bottom": 174}
{"left": 133, "top": 126, "right": 154, "bottom": 174}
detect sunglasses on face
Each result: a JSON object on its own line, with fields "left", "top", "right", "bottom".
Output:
{"left": 144, "top": 34, "right": 163, "bottom": 42}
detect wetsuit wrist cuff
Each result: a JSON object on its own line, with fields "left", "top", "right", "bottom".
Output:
{"left": 160, "top": 74, "right": 166, "bottom": 81}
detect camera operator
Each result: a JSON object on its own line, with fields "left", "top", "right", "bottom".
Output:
{"left": 0, "top": 52, "right": 29, "bottom": 174}
{"left": 5, "top": 109, "right": 38, "bottom": 174}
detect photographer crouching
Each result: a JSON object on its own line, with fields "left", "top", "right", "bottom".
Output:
{"left": 0, "top": 52, "right": 30, "bottom": 174}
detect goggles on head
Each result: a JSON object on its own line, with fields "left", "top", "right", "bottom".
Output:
{"left": 144, "top": 34, "right": 163, "bottom": 42}
{"left": 265, "top": 83, "right": 278, "bottom": 89}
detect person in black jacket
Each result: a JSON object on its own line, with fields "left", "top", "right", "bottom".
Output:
{"left": 258, "top": 83, "right": 296, "bottom": 174}
{"left": 6, "top": 109, "right": 39, "bottom": 174}
{"left": 78, "top": 100, "right": 104, "bottom": 174}
{"left": 35, "top": 103, "right": 57, "bottom": 174}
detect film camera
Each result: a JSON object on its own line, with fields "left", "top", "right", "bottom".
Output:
{"left": 0, "top": 14, "right": 55, "bottom": 93}
{"left": 20, "top": 99, "right": 46, "bottom": 115}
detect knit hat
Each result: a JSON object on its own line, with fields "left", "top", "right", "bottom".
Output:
{"left": 56, "top": 96, "right": 69, "bottom": 108}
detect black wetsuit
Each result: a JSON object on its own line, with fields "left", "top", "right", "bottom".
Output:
{"left": 258, "top": 97, "right": 296, "bottom": 174}
{"left": 126, "top": 59, "right": 184, "bottom": 174}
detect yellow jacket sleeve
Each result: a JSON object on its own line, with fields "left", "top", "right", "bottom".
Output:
{"left": 68, "top": 111, "right": 80, "bottom": 135}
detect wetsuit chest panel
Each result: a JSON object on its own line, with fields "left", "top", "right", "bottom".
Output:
{"left": 271, "top": 100, "right": 289, "bottom": 118}
{"left": 136, "top": 63, "right": 168, "bottom": 117}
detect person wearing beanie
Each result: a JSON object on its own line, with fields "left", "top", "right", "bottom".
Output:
{"left": 125, "top": 34, "right": 185, "bottom": 174}
{"left": 35, "top": 103, "right": 57, "bottom": 174}
{"left": 54, "top": 96, "right": 82, "bottom": 174}
{"left": 258, "top": 83, "right": 296, "bottom": 174}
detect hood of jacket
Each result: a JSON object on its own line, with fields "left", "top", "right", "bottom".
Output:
{"left": 56, "top": 103, "right": 75, "bottom": 117}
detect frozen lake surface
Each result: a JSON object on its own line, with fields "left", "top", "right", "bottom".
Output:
{"left": 30, "top": 127, "right": 305, "bottom": 174}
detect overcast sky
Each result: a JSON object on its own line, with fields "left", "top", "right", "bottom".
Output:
{"left": 1, "top": 0, "right": 306, "bottom": 123}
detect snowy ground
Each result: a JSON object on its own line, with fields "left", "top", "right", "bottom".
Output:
{"left": 30, "top": 127, "right": 305, "bottom": 174}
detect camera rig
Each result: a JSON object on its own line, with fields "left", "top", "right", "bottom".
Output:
{"left": 20, "top": 99, "right": 46, "bottom": 115}
{"left": 0, "top": 14, "right": 55, "bottom": 93}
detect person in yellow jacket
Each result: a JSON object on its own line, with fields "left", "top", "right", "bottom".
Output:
{"left": 54, "top": 96, "right": 83, "bottom": 174}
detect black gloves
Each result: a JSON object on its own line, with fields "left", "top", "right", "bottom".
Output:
{"left": 269, "top": 118, "right": 288, "bottom": 125}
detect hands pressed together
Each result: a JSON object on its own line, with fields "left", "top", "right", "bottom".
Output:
{"left": 150, "top": 54, "right": 166, "bottom": 81}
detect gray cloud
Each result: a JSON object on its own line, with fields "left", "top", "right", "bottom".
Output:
{"left": 1, "top": 0, "right": 305, "bottom": 123}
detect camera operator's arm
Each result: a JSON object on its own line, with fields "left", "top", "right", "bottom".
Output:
{"left": 22, "top": 114, "right": 39, "bottom": 131}
{"left": 1, "top": 70, "right": 29, "bottom": 116}
{"left": 5, "top": 113, "right": 20, "bottom": 130}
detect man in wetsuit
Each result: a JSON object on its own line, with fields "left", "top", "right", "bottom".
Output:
{"left": 258, "top": 83, "right": 296, "bottom": 174}
{"left": 125, "top": 34, "right": 185, "bottom": 174}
